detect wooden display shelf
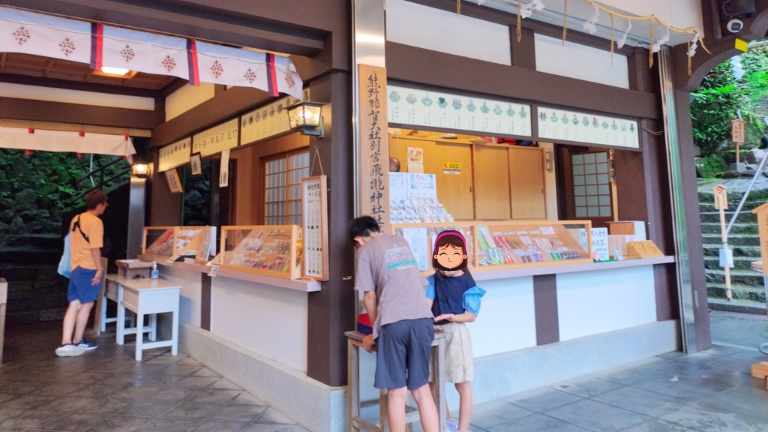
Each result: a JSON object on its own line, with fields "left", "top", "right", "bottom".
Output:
{"left": 220, "top": 225, "right": 303, "bottom": 280}
{"left": 142, "top": 226, "right": 215, "bottom": 264}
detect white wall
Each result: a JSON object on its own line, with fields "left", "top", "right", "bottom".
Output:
{"left": 599, "top": 0, "right": 703, "bottom": 35}
{"left": 557, "top": 266, "right": 657, "bottom": 341}
{"left": 160, "top": 264, "right": 202, "bottom": 328}
{"left": 535, "top": 34, "right": 629, "bottom": 89}
{"left": 471, "top": 277, "right": 537, "bottom": 357}
{"left": 211, "top": 277, "right": 308, "bottom": 373}
{"left": 386, "top": 0, "right": 511, "bottom": 65}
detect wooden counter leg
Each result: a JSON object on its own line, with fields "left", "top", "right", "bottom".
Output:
{"left": 348, "top": 339, "right": 359, "bottom": 432}
{"left": 116, "top": 286, "right": 126, "bottom": 345}
{"left": 171, "top": 308, "right": 179, "bottom": 356}
{"left": 148, "top": 314, "right": 158, "bottom": 342}
{"left": 135, "top": 313, "right": 144, "bottom": 361}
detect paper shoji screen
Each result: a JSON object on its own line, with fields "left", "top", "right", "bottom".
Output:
{"left": 265, "top": 150, "right": 311, "bottom": 225}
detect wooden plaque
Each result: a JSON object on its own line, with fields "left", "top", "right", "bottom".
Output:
{"left": 302, "top": 175, "right": 329, "bottom": 281}
{"left": 357, "top": 64, "right": 389, "bottom": 225}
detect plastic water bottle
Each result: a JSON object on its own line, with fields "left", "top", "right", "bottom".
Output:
{"left": 151, "top": 262, "right": 159, "bottom": 279}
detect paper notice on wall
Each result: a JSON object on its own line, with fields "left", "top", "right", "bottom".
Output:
{"left": 401, "top": 227, "right": 429, "bottom": 272}
{"left": 409, "top": 173, "right": 437, "bottom": 199}
{"left": 407, "top": 146, "right": 424, "bottom": 173}
{"left": 389, "top": 172, "right": 409, "bottom": 203}
{"left": 591, "top": 228, "right": 609, "bottom": 261}
{"left": 219, "top": 149, "right": 230, "bottom": 188}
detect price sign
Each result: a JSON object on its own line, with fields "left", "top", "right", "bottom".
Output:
{"left": 302, "top": 175, "right": 329, "bottom": 280}
{"left": 732, "top": 119, "right": 745, "bottom": 143}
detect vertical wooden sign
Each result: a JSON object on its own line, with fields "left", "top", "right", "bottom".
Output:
{"left": 358, "top": 64, "right": 389, "bottom": 225}
{"left": 732, "top": 119, "right": 745, "bottom": 168}
{"left": 714, "top": 184, "right": 732, "bottom": 300}
{"left": 302, "top": 175, "right": 329, "bottom": 281}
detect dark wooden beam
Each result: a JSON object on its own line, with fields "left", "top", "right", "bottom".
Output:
{"left": 306, "top": 71, "right": 354, "bottom": 387}
{"left": 0, "top": 73, "right": 159, "bottom": 98}
{"left": 387, "top": 42, "right": 660, "bottom": 120}
{"left": 0, "top": 97, "right": 162, "bottom": 130}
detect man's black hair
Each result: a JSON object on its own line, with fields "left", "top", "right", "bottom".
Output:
{"left": 85, "top": 189, "right": 107, "bottom": 210}
{"left": 350, "top": 216, "right": 381, "bottom": 241}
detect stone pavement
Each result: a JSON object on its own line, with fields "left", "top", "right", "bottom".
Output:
{"left": 4, "top": 321, "right": 768, "bottom": 432}
{"left": 0, "top": 321, "right": 308, "bottom": 432}
{"left": 710, "top": 309, "right": 768, "bottom": 350}
{"left": 469, "top": 345, "right": 768, "bottom": 432}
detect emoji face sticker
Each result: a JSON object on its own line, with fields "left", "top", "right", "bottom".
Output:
{"left": 434, "top": 243, "right": 467, "bottom": 271}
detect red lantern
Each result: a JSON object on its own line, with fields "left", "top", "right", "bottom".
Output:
{"left": 76, "top": 153, "right": 83, "bottom": 160}
{"left": 24, "top": 149, "right": 33, "bottom": 157}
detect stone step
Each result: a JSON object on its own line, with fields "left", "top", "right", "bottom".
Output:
{"left": 702, "top": 233, "right": 760, "bottom": 246}
{"left": 706, "top": 269, "right": 764, "bottom": 286}
{"left": 708, "top": 297, "right": 766, "bottom": 314}
{"left": 707, "top": 282, "right": 766, "bottom": 303}
{"left": 704, "top": 256, "right": 758, "bottom": 271}
{"left": 698, "top": 200, "right": 766, "bottom": 213}
{"left": 699, "top": 211, "right": 757, "bottom": 224}
{"left": 703, "top": 245, "right": 762, "bottom": 258}
{"left": 699, "top": 190, "right": 768, "bottom": 204}
{"left": 700, "top": 223, "right": 758, "bottom": 235}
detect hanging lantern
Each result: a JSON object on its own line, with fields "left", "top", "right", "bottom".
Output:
{"left": 24, "top": 149, "right": 33, "bottom": 158}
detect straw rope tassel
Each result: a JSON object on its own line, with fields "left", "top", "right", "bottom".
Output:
{"left": 456, "top": 0, "right": 461, "bottom": 14}
{"left": 517, "top": 4, "right": 523, "bottom": 43}
{"left": 562, "top": 0, "right": 569, "bottom": 45}
{"left": 688, "top": 40, "right": 693, "bottom": 76}
{"left": 610, "top": 13, "right": 615, "bottom": 64}
{"left": 649, "top": 25, "right": 655, "bottom": 69}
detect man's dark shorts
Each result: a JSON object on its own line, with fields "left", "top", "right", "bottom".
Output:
{"left": 375, "top": 318, "right": 434, "bottom": 390}
{"left": 67, "top": 267, "right": 100, "bottom": 303}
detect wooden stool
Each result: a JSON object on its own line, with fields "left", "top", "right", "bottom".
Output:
{"left": 346, "top": 330, "right": 447, "bottom": 432}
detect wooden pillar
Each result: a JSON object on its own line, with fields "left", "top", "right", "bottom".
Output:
{"left": 306, "top": 71, "right": 356, "bottom": 386}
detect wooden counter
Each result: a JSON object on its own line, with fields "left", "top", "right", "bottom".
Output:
{"left": 471, "top": 256, "right": 675, "bottom": 281}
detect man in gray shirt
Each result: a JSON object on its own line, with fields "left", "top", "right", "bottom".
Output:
{"left": 352, "top": 216, "right": 439, "bottom": 432}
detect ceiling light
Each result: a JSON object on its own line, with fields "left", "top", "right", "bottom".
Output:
{"left": 94, "top": 66, "right": 136, "bottom": 78}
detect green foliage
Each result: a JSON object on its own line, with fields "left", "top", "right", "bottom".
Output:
{"left": 691, "top": 46, "right": 768, "bottom": 162}
{"left": 0, "top": 150, "right": 129, "bottom": 245}
{"left": 696, "top": 153, "right": 727, "bottom": 179}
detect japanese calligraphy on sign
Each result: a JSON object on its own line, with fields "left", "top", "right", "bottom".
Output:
{"left": 158, "top": 138, "right": 191, "bottom": 172}
{"left": 302, "top": 175, "right": 329, "bottom": 280}
{"left": 192, "top": 118, "right": 239, "bottom": 157}
{"left": 358, "top": 64, "right": 389, "bottom": 225}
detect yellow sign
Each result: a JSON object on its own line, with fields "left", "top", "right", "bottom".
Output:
{"left": 158, "top": 138, "right": 191, "bottom": 172}
{"left": 444, "top": 162, "right": 462, "bottom": 170}
{"left": 735, "top": 38, "right": 749, "bottom": 53}
{"left": 192, "top": 118, "right": 239, "bottom": 157}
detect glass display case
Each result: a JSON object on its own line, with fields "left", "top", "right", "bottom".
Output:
{"left": 475, "top": 221, "right": 592, "bottom": 268}
{"left": 392, "top": 223, "right": 476, "bottom": 272}
{"left": 142, "top": 226, "right": 216, "bottom": 263}
{"left": 220, "top": 225, "right": 303, "bottom": 279}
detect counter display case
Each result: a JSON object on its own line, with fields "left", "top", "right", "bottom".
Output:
{"left": 475, "top": 221, "right": 592, "bottom": 268}
{"left": 393, "top": 220, "right": 593, "bottom": 272}
{"left": 392, "top": 223, "right": 475, "bottom": 272}
{"left": 142, "top": 226, "right": 216, "bottom": 263}
{"left": 220, "top": 225, "right": 303, "bottom": 279}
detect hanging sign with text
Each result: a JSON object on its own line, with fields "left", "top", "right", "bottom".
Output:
{"left": 358, "top": 64, "right": 390, "bottom": 225}
{"left": 158, "top": 138, "right": 191, "bottom": 172}
{"left": 732, "top": 119, "right": 745, "bottom": 144}
{"left": 192, "top": 118, "right": 239, "bottom": 157}
{"left": 537, "top": 107, "right": 639, "bottom": 149}
{"left": 302, "top": 175, "right": 329, "bottom": 281}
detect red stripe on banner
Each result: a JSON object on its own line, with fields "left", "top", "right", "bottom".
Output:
{"left": 187, "top": 39, "right": 200, "bottom": 86}
{"left": 90, "top": 23, "right": 104, "bottom": 70}
{"left": 266, "top": 53, "right": 279, "bottom": 97}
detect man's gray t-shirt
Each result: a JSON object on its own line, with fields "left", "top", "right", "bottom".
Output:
{"left": 354, "top": 234, "right": 433, "bottom": 337}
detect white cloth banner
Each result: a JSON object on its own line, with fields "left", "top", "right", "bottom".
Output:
{"left": 197, "top": 41, "right": 269, "bottom": 90}
{"left": 0, "top": 6, "right": 91, "bottom": 64}
{"left": 274, "top": 54, "right": 303, "bottom": 99}
{"left": 102, "top": 25, "right": 189, "bottom": 80}
{"left": 0, "top": 127, "right": 135, "bottom": 156}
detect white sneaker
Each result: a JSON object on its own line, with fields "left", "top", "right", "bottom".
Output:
{"left": 55, "top": 344, "right": 85, "bottom": 357}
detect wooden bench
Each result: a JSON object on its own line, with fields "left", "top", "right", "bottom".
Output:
{"left": 346, "top": 330, "right": 447, "bottom": 432}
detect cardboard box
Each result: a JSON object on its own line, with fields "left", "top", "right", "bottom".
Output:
{"left": 608, "top": 221, "right": 647, "bottom": 242}
{"left": 116, "top": 259, "right": 152, "bottom": 279}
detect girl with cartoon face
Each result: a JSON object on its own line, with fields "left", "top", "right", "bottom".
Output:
{"left": 426, "top": 230, "right": 486, "bottom": 432}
